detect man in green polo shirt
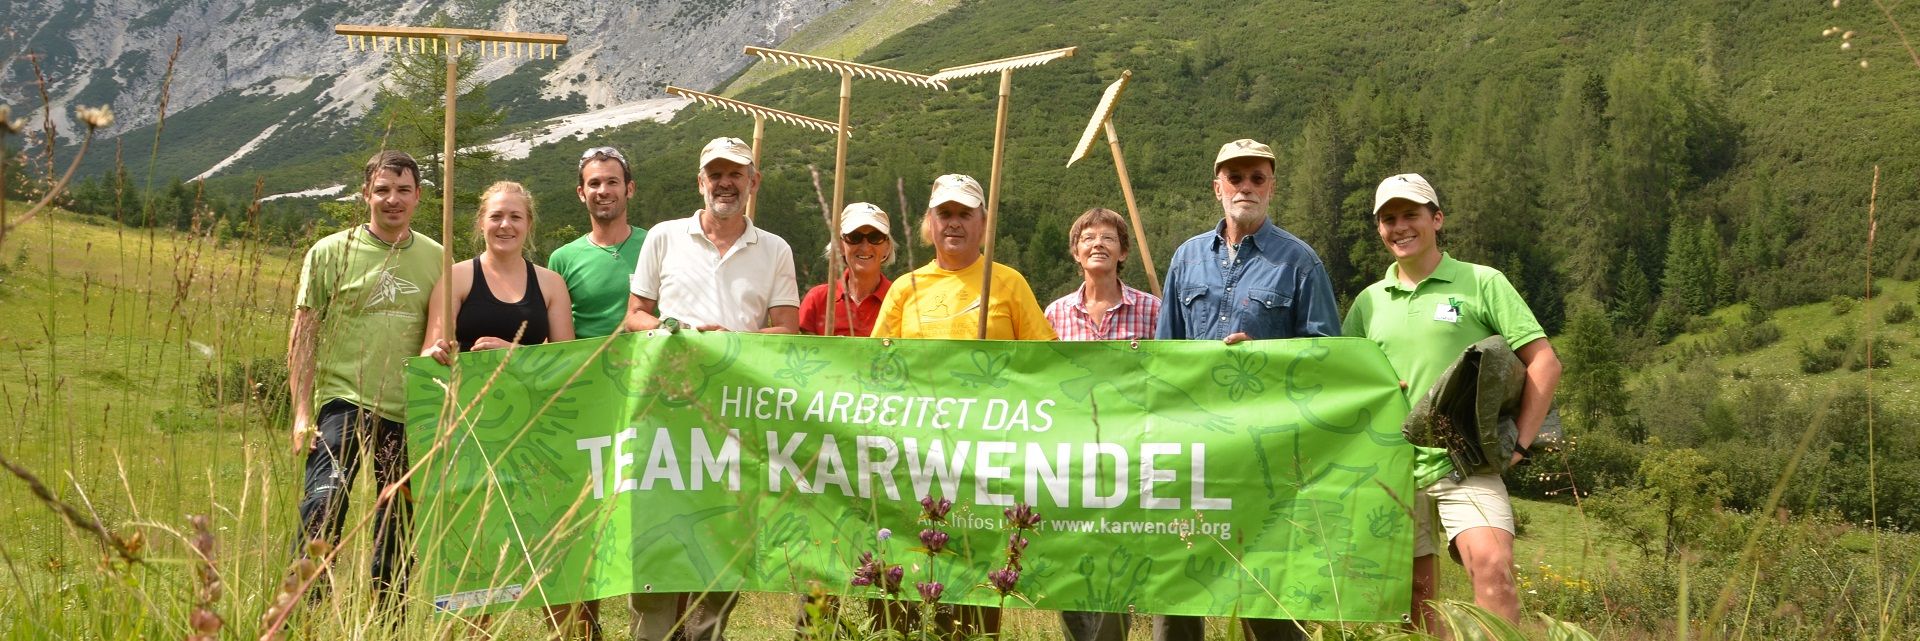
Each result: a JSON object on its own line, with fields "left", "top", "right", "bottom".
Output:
{"left": 1341, "top": 173, "right": 1562, "bottom": 632}
{"left": 549, "top": 146, "right": 648, "bottom": 338}
{"left": 288, "top": 150, "right": 443, "bottom": 608}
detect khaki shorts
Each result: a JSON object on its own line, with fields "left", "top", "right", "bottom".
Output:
{"left": 1414, "top": 473, "right": 1514, "bottom": 559}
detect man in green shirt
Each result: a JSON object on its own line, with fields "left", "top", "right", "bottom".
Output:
{"left": 1341, "top": 173, "right": 1561, "bottom": 632}
{"left": 548, "top": 146, "right": 647, "bottom": 338}
{"left": 288, "top": 150, "right": 443, "bottom": 607}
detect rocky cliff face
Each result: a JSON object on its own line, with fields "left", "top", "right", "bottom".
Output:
{"left": 1, "top": 0, "right": 846, "bottom": 141}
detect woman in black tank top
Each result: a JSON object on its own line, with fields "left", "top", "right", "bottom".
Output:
{"left": 422, "top": 182, "right": 576, "bottom": 363}
{"left": 456, "top": 256, "right": 549, "bottom": 350}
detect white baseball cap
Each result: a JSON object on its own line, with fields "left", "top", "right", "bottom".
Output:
{"left": 699, "top": 137, "right": 755, "bottom": 169}
{"left": 1372, "top": 173, "right": 1440, "bottom": 217}
{"left": 927, "top": 174, "right": 985, "bottom": 210}
{"left": 1214, "top": 138, "right": 1276, "bottom": 170}
{"left": 839, "top": 202, "right": 890, "bottom": 235}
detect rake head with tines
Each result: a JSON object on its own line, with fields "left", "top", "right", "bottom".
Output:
{"left": 1068, "top": 70, "right": 1131, "bottom": 167}
{"left": 743, "top": 47, "right": 948, "bottom": 90}
{"left": 930, "top": 47, "right": 1077, "bottom": 83}
{"left": 334, "top": 24, "right": 567, "bottom": 59}
{"left": 665, "top": 86, "right": 846, "bottom": 136}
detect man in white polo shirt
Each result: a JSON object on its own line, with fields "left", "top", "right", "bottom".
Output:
{"left": 622, "top": 136, "right": 799, "bottom": 641}
{"left": 624, "top": 136, "right": 801, "bottom": 335}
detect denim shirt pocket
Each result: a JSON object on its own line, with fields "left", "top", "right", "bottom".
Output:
{"left": 1238, "top": 287, "right": 1294, "bottom": 339}
{"left": 1179, "top": 285, "right": 1216, "bottom": 336}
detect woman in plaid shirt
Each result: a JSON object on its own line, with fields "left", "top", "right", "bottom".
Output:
{"left": 1045, "top": 208, "right": 1162, "bottom": 342}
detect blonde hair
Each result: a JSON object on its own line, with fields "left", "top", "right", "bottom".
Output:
{"left": 473, "top": 181, "right": 537, "bottom": 254}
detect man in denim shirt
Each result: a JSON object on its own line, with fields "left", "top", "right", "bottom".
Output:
{"left": 1155, "top": 138, "right": 1339, "bottom": 345}
{"left": 1149, "top": 138, "right": 1339, "bottom": 641}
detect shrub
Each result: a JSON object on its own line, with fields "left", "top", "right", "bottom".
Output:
{"left": 1717, "top": 320, "right": 1781, "bottom": 354}
{"left": 196, "top": 356, "right": 290, "bottom": 414}
{"left": 1799, "top": 342, "right": 1842, "bottom": 374}
{"left": 1887, "top": 302, "right": 1915, "bottom": 324}
{"left": 1830, "top": 295, "right": 1856, "bottom": 316}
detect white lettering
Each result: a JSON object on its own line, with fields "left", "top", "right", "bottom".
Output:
{"left": 1140, "top": 442, "right": 1180, "bottom": 509}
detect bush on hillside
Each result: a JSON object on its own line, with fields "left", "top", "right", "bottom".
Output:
{"left": 1830, "top": 295, "right": 1856, "bottom": 316}
{"left": 1800, "top": 341, "right": 1843, "bottom": 374}
{"left": 1887, "top": 302, "right": 1915, "bottom": 324}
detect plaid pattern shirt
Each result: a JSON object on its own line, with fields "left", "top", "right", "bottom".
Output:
{"left": 1045, "top": 281, "right": 1162, "bottom": 341}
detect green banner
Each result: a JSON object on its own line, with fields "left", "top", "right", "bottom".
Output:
{"left": 405, "top": 332, "right": 1413, "bottom": 622}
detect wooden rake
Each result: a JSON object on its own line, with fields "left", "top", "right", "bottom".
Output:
{"left": 334, "top": 24, "right": 568, "bottom": 344}
{"left": 930, "top": 47, "right": 1077, "bottom": 338}
{"left": 665, "top": 86, "right": 845, "bottom": 222}
{"left": 1066, "top": 70, "right": 1158, "bottom": 297}
{"left": 743, "top": 47, "right": 946, "bottom": 336}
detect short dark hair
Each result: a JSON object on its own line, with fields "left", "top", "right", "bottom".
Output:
{"left": 1068, "top": 207, "right": 1131, "bottom": 267}
{"left": 363, "top": 150, "right": 419, "bottom": 190}
{"left": 579, "top": 147, "right": 632, "bottom": 186}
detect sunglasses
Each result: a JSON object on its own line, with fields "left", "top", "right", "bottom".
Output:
{"left": 842, "top": 230, "right": 890, "bottom": 245}
{"left": 579, "top": 146, "right": 628, "bottom": 169}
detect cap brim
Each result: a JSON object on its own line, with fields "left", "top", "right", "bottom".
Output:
{"left": 930, "top": 194, "right": 983, "bottom": 209}
{"left": 1371, "top": 193, "right": 1435, "bottom": 216}
{"left": 701, "top": 152, "right": 754, "bottom": 168}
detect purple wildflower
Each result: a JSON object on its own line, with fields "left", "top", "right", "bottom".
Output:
{"left": 919, "top": 528, "right": 949, "bottom": 554}
{"left": 877, "top": 527, "right": 892, "bottom": 541}
{"left": 1004, "top": 503, "right": 1041, "bottom": 530}
{"left": 987, "top": 568, "right": 1021, "bottom": 595}
{"left": 920, "top": 496, "right": 954, "bottom": 522}
{"left": 882, "top": 565, "right": 905, "bottom": 595}
{"left": 916, "top": 581, "right": 945, "bottom": 603}
{"left": 851, "top": 551, "right": 880, "bottom": 587}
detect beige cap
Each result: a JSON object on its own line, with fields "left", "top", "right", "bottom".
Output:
{"left": 839, "top": 202, "right": 890, "bottom": 235}
{"left": 928, "top": 174, "right": 985, "bottom": 210}
{"left": 698, "top": 137, "right": 755, "bottom": 169}
{"left": 1372, "top": 173, "right": 1440, "bottom": 217}
{"left": 1214, "top": 138, "right": 1276, "bottom": 170}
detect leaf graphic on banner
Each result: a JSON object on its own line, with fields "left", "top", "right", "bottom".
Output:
{"left": 775, "top": 344, "right": 831, "bottom": 386}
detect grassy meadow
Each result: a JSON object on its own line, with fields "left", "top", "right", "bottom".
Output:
{"left": 6, "top": 203, "right": 1914, "bottom": 640}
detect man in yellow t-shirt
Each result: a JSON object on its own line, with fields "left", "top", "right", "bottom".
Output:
{"left": 871, "top": 174, "right": 1055, "bottom": 341}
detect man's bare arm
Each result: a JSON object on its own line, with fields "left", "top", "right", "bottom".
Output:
{"left": 759, "top": 306, "right": 800, "bottom": 334}
{"left": 624, "top": 294, "right": 663, "bottom": 332}
{"left": 1513, "top": 338, "right": 1562, "bottom": 462}
{"left": 287, "top": 308, "right": 320, "bottom": 452}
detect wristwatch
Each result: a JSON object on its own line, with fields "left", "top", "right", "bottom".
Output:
{"left": 658, "top": 317, "right": 682, "bottom": 333}
{"left": 1513, "top": 443, "right": 1534, "bottom": 467}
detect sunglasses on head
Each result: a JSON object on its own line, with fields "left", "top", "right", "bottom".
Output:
{"left": 842, "top": 230, "right": 889, "bottom": 245}
{"left": 579, "top": 146, "right": 628, "bottom": 169}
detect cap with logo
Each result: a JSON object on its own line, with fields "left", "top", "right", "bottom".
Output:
{"left": 699, "top": 137, "right": 755, "bottom": 170}
{"left": 927, "top": 174, "right": 985, "bottom": 210}
{"left": 839, "top": 202, "right": 890, "bottom": 235}
{"left": 1372, "top": 173, "right": 1440, "bottom": 217}
{"left": 1213, "top": 138, "right": 1276, "bottom": 170}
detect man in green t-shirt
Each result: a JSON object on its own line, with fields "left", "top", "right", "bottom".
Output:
{"left": 288, "top": 150, "right": 443, "bottom": 608}
{"left": 548, "top": 146, "right": 647, "bottom": 338}
{"left": 1341, "top": 173, "right": 1561, "bottom": 632}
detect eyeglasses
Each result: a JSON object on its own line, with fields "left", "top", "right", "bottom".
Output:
{"left": 1077, "top": 233, "right": 1121, "bottom": 246}
{"left": 579, "top": 146, "right": 628, "bottom": 169}
{"left": 842, "top": 230, "right": 890, "bottom": 245}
